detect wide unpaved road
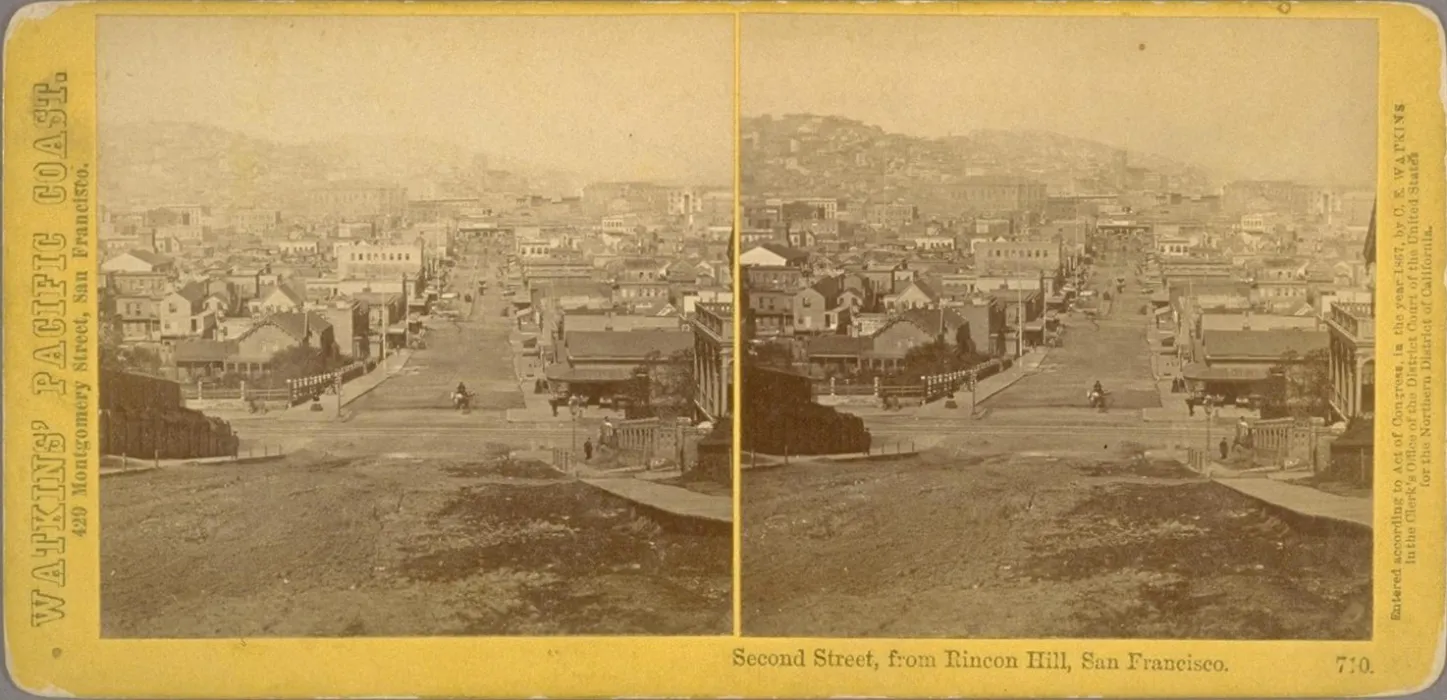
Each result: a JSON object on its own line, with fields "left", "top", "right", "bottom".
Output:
{"left": 102, "top": 450, "right": 731, "bottom": 637}
{"left": 983, "top": 257, "right": 1161, "bottom": 411}
{"left": 742, "top": 440, "right": 1371, "bottom": 640}
{"left": 103, "top": 250, "right": 731, "bottom": 638}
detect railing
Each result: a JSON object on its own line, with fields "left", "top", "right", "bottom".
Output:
{"left": 603, "top": 416, "right": 698, "bottom": 469}
{"left": 287, "top": 361, "right": 370, "bottom": 403}
{"left": 921, "top": 358, "right": 1013, "bottom": 402}
{"left": 181, "top": 384, "right": 294, "bottom": 402}
{"left": 812, "top": 382, "right": 877, "bottom": 396}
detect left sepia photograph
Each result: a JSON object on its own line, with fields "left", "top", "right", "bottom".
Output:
{"left": 96, "top": 14, "right": 736, "bottom": 638}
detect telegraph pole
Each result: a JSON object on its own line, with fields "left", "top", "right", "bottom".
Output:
{"left": 401, "top": 273, "right": 409, "bottom": 349}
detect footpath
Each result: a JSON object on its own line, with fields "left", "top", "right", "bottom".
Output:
{"left": 282, "top": 349, "right": 414, "bottom": 419}
{"left": 1196, "top": 460, "right": 1372, "bottom": 530}
{"left": 1212, "top": 473, "right": 1372, "bottom": 530}
{"left": 833, "top": 348, "right": 1052, "bottom": 421}
{"left": 580, "top": 476, "right": 731, "bottom": 524}
{"left": 541, "top": 456, "right": 731, "bottom": 525}
{"left": 919, "top": 348, "right": 1051, "bottom": 418}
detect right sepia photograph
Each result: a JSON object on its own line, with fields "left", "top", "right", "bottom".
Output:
{"left": 739, "top": 16, "right": 1378, "bottom": 640}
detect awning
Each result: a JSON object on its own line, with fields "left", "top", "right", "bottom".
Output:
{"left": 1181, "top": 362, "right": 1270, "bottom": 382}
{"left": 1153, "top": 306, "right": 1173, "bottom": 316}
{"left": 543, "top": 365, "right": 636, "bottom": 383}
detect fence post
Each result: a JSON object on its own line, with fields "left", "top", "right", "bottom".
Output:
{"left": 197, "top": 379, "right": 203, "bottom": 401}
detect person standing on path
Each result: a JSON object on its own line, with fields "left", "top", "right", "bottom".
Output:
{"left": 583, "top": 439, "right": 594, "bottom": 462}
{"left": 1218, "top": 438, "right": 1229, "bottom": 461}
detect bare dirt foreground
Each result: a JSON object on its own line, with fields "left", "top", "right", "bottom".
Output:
{"left": 743, "top": 442, "right": 1371, "bottom": 640}
{"left": 102, "top": 449, "right": 730, "bottom": 637}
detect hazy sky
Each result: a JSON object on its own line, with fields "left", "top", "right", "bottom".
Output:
{"left": 744, "top": 16, "right": 1377, "bottom": 186}
{"left": 100, "top": 16, "right": 734, "bottom": 184}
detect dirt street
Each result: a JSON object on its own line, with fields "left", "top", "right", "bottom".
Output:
{"left": 102, "top": 448, "right": 731, "bottom": 637}
{"left": 742, "top": 442, "right": 1371, "bottom": 639}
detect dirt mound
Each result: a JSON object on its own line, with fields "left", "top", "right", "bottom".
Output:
{"left": 1074, "top": 456, "right": 1197, "bottom": 479}
{"left": 442, "top": 457, "right": 561, "bottom": 480}
{"left": 402, "top": 481, "right": 729, "bottom": 584}
{"left": 399, "top": 481, "right": 731, "bottom": 634}
{"left": 1019, "top": 481, "right": 1372, "bottom": 639}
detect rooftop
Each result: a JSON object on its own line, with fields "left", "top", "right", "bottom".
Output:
{"left": 564, "top": 330, "right": 693, "bottom": 361}
{"left": 1201, "top": 329, "right": 1328, "bottom": 360}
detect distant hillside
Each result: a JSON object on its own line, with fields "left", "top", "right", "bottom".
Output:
{"left": 99, "top": 121, "right": 587, "bottom": 210}
{"left": 741, "top": 113, "right": 1213, "bottom": 203}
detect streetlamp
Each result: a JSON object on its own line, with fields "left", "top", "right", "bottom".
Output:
{"left": 569, "top": 394, "right": 582, "bottom": 454}
{"left": 1204, "top": 396, "right": 1217, "bottom": 464}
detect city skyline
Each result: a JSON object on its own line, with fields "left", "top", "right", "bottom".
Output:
{"left": 743, "top": 16, "right": 1376, "bottom": 188}
{"left": 99, "top": 16, "right": 734, "bottom": 185}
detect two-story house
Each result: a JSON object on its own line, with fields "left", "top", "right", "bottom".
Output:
{"left": 159, "top": 282, "right": 216, "bottom": 340}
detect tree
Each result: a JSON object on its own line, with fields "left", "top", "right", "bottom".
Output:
{"left": 99, "top": 319, "right": 163, "bottom": 376}
{"left": 627, "top": 349, "right": 696, "bottom": 420}
{"left": 750, "top": 340, "right": 795, "bottom": 370}
{"left": 1263, "top": 348, "right": 1332, "bottom": 419}
{"left": 954, "top": 321, "right": 978, "bottom": 357}
{"left": 264, "top": 344, "right": 348, "bottom": 388}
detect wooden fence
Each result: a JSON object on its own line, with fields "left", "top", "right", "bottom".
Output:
{"left": 180, "top": 383, "right": 291, "bottom": 402}
{"left": 921, "top": 357, "right": 1014, "bottom": 403}
{"left": 811, "top": 378, "right": 928, "bottom": 401}
{"left": 287, "top": 361, "right": 370, "bottom": 404}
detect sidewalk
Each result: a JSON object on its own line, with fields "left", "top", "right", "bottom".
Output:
{"left": 1213, "top": 475, "right": 1372, "bottom": 530}
{"left": 283, "top": 350, "right": 413, "bottom": 419}
{"left": 580, "top": 476, "right": 732, "bottom": 524}
{"left": 913, "top": 348, "right": 1051, "bottom": 418}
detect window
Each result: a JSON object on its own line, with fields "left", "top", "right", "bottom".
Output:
{"left": 169, "top": 304, "right": 177, "bottom": 313}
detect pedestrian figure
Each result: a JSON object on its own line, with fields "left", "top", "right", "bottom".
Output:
{"left": 1219, "top": 438, "right": 1229, "bottom": 460}
{"left": 583, "top": 439, "right": 594, "bottom": 461}
{"left": 1186, "top": 396, "right": 1196, "bottom": 417}
{"left": 550, "top": 399, "right": 559, "bottom": 417}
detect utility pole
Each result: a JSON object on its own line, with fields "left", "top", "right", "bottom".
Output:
{"left": 380, "top": 301, "right": 389, "bottom": 362}
{"left": 1205, "top": 399, "right": 1215, "bottom": 464}
{"left": 401, "top": 273, "right": 409, "bottom": 349}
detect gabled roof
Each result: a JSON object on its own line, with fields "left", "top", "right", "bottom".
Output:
{"left": 807, "top": 275, "right": 845, "bottom": 305}
{"left": 806, "top": 334, "right": 871, "bottom": 357}
{"left": 898, "top": 279, "right": 940, "bottom": 302}
{"left": 753, "top": 242, "right": 810, "bottom": 262}
{"left": 263, "top": 283, "right": 306, "bottom": 307}
{"left": 173, "top": 339, "right": 238, "bottom": 363}
{"left": 899, "top": 307, "right": 968, "bottom": 337}
{"left": 124, "top": 249, "right": 173, "bottom": 266}
{"left": 239, "top": 311, "right": 333, "bottom": 344}
{"left": 170, "top": 281, "right": 207, "bottom": 304}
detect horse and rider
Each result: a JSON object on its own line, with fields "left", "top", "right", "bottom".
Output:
{"left": 452, "top": 381, "right": 473, "bottom": 411}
